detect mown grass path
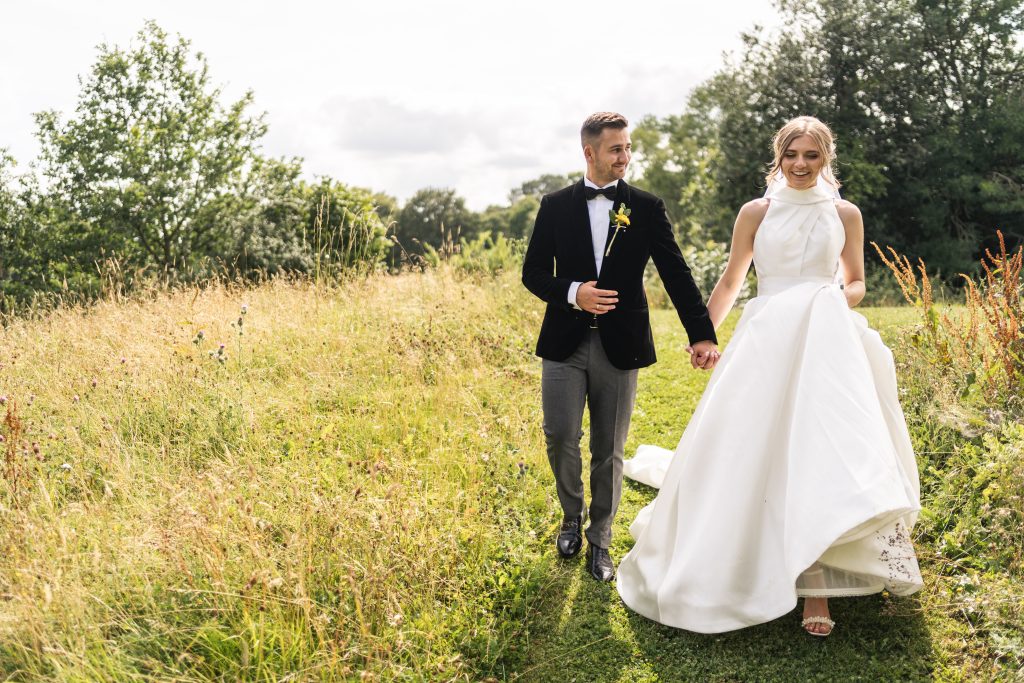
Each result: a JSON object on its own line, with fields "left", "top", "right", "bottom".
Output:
{"left": 515, "top": 308, "right": 976, "bottom": 683}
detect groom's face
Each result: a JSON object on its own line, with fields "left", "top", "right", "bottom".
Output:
{"left": 585, "top": 127, "right": 631, "bottom": 185}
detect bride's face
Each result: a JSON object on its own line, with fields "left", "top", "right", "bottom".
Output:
{"left": 781, "top": 134, "right": 824, "bottom": 189}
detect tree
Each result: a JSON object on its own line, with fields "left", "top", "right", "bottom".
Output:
{"left": 218, "top": 156, "right": 310, "bottom": 276}
{"left": 976, "top": 89, "right": 1024, "bottom": 238}
{"left": 476, "top": 172, "right": 581, "bottom": 243}
{"left": 0, "top": 153, "right": 64, "bottom": 307}
{"left": 299, "top": 178, "right": 393, "bottom": 273}
{"left": 34, "top": 21, "right": 267, "bottom": 273}
{"left": 507, "top": 173, "right": 580, "bottom": 203}
{"left": 369, "top": 191, "right": 400, "bottom": 227}
{"left": 0, "top": 152, "right": 18, "bottom": 273}
{"left": 212, "top": 161, "right": 395, "bottom": 276}
{"left": 0, "top": 152, "right": 27, "bottom": 305}
{"left": 478, "top": 196, "right": 541, "bottom": 241}
{"left": 631, "top": 113, "right": 729, "bottom": 241}
{"left": 637, "top": 0, "right": 1024, "bottom": 274}
{"left": 396, "top": 187, "right": 478, "bottom": 252}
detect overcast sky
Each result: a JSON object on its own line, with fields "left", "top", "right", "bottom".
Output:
{"left": 2, "top": 1, "right": 783, "bottom": 209}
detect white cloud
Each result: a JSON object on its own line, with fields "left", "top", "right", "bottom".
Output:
{"left": 330, "top": 98, "right": 478, "bottom": 154}
{"left": 2, "top": 0, "right": 783, "bottom": 209}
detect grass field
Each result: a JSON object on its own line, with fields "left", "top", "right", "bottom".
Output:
{"left": 519, "top": 305, "right": 996, "bottom": 683}
{"left": 0, "top": 270, "right": 1014, "bottom": 681}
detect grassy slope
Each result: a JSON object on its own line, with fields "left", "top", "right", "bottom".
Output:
{"left": 516, "top": 307, "right": 996, "bottom": 683}
{"left": 0, "top": 272, "right": 1009, "bottom": 681}
{"left": 0, "top": 272, "right": 558, "bottom": 681}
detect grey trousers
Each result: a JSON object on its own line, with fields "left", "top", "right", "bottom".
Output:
{"left": 542, "top": 329, "right": 638, "bottom": 549}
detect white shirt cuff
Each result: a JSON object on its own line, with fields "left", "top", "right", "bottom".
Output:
{"left": 568, "top": 281, "right": 582, "bottom": 309}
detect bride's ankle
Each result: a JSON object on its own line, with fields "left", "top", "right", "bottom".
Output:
{"left": 803, "top": 597, "right": 829, "bottom": 612}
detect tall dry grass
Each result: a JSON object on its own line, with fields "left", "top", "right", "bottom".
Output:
{"left": 873, "top": 230, "right": 1024, "bottom": 410}
{"left": 0, "top": 269, "right": 554, "bottom": 681}
{"left": 873, "top": 233, "right": 1024, "bottom": 672}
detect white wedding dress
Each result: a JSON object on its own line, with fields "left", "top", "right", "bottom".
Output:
{"left": 615, "top": 179, "right": 923, "bottom": 634}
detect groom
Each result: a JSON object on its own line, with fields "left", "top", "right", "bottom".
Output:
{"left": 522, "top": 112, "right": 719, "bottom": 582}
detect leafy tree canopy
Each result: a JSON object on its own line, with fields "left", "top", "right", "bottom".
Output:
{"left": 635, "top": 0, "right": 1024, "bottom": 273}
{"left": 397, "top": 187, "right": 478, "bottom": 252}
{"left": 34, "top": 20, "right": 267, "bottom": 272}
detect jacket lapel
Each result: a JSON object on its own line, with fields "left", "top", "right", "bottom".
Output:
{"left": 600, "top": 181, "right": 632, "bottom": 271}
{"left": 570, "top": 180, "right": 599, "bottom": 280}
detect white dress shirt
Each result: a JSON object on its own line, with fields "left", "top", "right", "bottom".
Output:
{"left": 567, "top": 177, "right": 618, "bottom": 309}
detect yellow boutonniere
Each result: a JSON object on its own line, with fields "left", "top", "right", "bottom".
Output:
{"left": 605, "top": 203, "right": 632, "bottom": 257}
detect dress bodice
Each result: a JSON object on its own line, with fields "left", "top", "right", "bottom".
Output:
{"left": 753, "top": 181, "right": 845, "bottom": 296}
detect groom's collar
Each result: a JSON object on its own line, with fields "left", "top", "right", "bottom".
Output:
{"left": 574, "top": 178, "right": 630, "bottom": 203}
{"left": 584, "top": 177, "right": 619, "bottom": 191}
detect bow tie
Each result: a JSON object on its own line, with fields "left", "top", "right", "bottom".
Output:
{"left": 584, "top": 185, "right": 617, "bottom": 201}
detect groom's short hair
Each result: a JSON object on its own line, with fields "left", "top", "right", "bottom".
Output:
{"left": 581, "top": 112, "right": 628, "bottom": 147}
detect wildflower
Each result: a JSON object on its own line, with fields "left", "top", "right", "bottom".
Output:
{"left": 0, "top": 395, "right": 6, "bottom": 405}
{"left": 240, "top": 304, "right": 248, "bottom": 315}
{"left": 60, "top": 462, "right": 71, "bottom": 471}
{"left": 481, "top": 453, "right": 490, "bottom": 462}
{"left": 73, "top": 395, "right": 80, "bottom": 402}
{"left": 213, "top": 342, "right": 228, "bottom": 364}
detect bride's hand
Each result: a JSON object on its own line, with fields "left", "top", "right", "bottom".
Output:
{"left": 687, "top": 341, "right": 720, "bottom": 371}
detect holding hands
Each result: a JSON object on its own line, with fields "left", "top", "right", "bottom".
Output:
{"left": 686, "top": 340, "right": 720, "bottom": 371}
{"left": 577, "top": 280, "right": 719, "bottom": 370}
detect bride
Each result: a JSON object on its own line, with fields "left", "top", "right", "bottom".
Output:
{"left": 615, "top": 116, "right": 923, "bottom": 636}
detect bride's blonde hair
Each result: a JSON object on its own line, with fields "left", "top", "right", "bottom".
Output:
{"left": 764, "top": 116, "right": 840, "bottom": 189}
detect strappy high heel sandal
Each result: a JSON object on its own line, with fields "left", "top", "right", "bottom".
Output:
{"left": 801, "top": 614, "right": 836, "bottom": 637}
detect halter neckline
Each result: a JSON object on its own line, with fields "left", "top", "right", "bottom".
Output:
{"left": 765, "top": 177, "right": 838, "bottom": 205}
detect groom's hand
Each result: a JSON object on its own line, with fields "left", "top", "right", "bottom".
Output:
{"left": 576, "top": 281, "right": 618, "bottom": 315}
{"left": 686, "top": 340, "right": 720, "bottom": 371}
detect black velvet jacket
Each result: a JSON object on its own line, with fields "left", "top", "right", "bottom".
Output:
{"left": 522, "top": 180, "right": 716, "bottom": 370}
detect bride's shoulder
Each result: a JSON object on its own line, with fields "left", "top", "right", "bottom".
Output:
{"left": 737, "top": 198, "right": 771, "bottom": 222}
{"left": 834, "top": 199, "right": 863, "bottom": 226}
{"left": 732, "top": 198, "right": 770, "bottom": 238}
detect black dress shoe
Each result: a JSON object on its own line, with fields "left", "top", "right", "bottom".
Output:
{"left": 556, "top": 516, "right": 584, "bottom": 558}
{"left": 586, "top": 544, "right": 615, "bottom": 582}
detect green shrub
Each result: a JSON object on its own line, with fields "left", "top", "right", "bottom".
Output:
{"left": 451, "top": 231, "right": 525, "bottom": 276}
{"left": 645, "top": 239, "right": 754, "bottom": 309}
